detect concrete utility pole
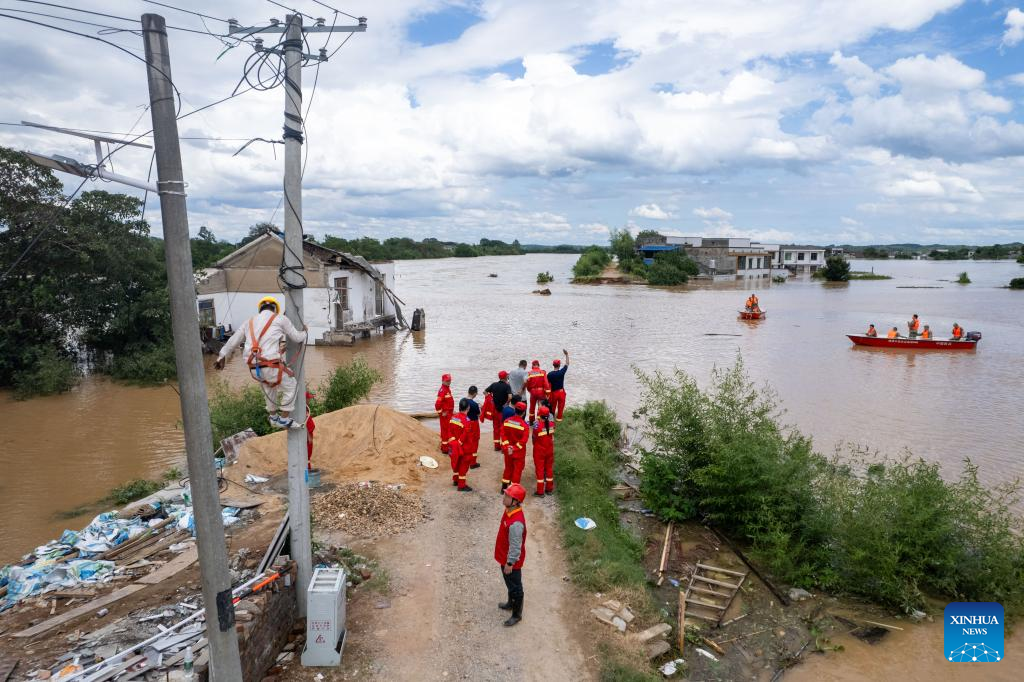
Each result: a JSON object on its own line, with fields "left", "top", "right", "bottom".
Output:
{"left": 141, "top": 14, "right": 243, "bottom": 681}
{"left": 281, "top": 12, "right": 313, "bottom": 614}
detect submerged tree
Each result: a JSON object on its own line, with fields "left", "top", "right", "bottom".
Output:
{"left": 820, "top": 255, "right": 851, "bottom": 281}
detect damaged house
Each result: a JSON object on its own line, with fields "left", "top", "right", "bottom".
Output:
{"left": 196, "top": 231, "right": 404, "bottom": 346}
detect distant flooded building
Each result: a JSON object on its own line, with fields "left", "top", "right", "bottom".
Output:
{"left": 196, "top": 231, "right": 402, "bottom": 347}
{"left": 779, "top": 245, "right": 827, "bottom": 273}
{"left": 636, "top": 235, "right": 780, "bottom": 279}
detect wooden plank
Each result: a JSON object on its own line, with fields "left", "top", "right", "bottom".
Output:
{"left": 686, "top": 611, "right": 721, "bottom": 622}
{"left": 656, "top": 522, "right": 674, "bottom": 585}
{"left": 677, "top": 590, "right": 686, "bottom": 657}
{"left": 137, "top": 547, "right": 198, "bottom": 584}
{"left": 686, "top": 598, "right": 727, "bottom": 610}
{"left": 693, "top": 575, "right": 741, "bottom": 589}
{"left": 13, "top": 584, "right": 145, "bottom": 638}
{"left": 121, "top": 531, "right": 189, "bottom": 563}
{"left": 696, "top": 562, "right": 748, "bottom": 578}
{"left": 689, "top": 585, "right": 732, "bottom": 599}
{"left": 0, "top": 658, "right": 19, "bottom": 682}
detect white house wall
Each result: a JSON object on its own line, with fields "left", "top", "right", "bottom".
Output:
{"left": 198, "top": 289, "right": 332, "bottom": 342}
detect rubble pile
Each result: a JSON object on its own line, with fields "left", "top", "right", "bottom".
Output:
{"left": 312, "top": 482, "right": 426, "bottom": 538}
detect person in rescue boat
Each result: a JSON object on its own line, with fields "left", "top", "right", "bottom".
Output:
{"left": 908, "top": 314, "right": 920, "bottom": 337}
{"left": 495, "top": 483, "right": 527, "bottom": 627}
{"left": 865, "top": 324, "right": 877, "bottom": 337}
{"left": 215, "top": 296, "right": 307, "bottom": 429}
{"left": 435, "top": 374, "right": 455, "bottom": 455}
{"left": 525, "top": 360, "right": 550, "bottom": 421}
{"left": 920, "top": 325, "right": 932, "bottom": 340}
{"left": 547, "top": 350, "right": 569, "bottom": 422}
{"left": 887, "top": 326, "right": 900, "bottom": 339}
{"left": 951, "top": 323, "right": 964, "bottom": 340}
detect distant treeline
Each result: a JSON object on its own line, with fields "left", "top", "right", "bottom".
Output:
{"left": 854, "top": 243, "right": 1023, "bottom": 261}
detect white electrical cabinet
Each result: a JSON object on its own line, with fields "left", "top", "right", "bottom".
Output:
{"left": 301, "top": 567, "right": 347, "bottom": 667}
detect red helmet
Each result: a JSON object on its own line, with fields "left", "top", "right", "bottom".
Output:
{"left": 498, "top": 370, "right": 509, "bottom": 379}
{"left": 552, "top": 359, "right": 561, "bottom": 367}
{"left": 531, "top": 359, "right": 540, "bottom": 367}
{"left": 538, "top": 406, "right": 550, "bottom": 417}
{"left": 515, "top": 401, "right": 527, "bottom": 411}
{"left": 442, "top": 373, "right": 452, "bottom": 382}
{"left": 505, "top": 483, "right": 526, "bottom": 502}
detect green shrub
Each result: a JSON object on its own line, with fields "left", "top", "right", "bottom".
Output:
{"left": 820, "top": 255, "right": 851, "bottom": 281}
{"left": 312, "top": 357, "right": 380, "bottom": 415}
{"left": 1017, "top": 254, "right": 1024, "bottom": 264}
{"left": 772, "top": 275, "right": 787, "bottom": 283}
{"left": 957, "top": 271, "right": 971, "bottom": 284}
{"left": 1009, "top": 278, "right": 1024, "bottom": 289}
{"left": 209, "top": 380, "right": 274, "bottom": 447}
{"left": 12, "top": 346, "right": 79, "bottom": 399}
{"left": 572, "top": 247, "right": 611, "bottom": 278}
{"left": 634, "top": 357, "right": 1024, "bottom": 616}
{"left": 536, "top": 271, "right": 554, "bottom": 284}
{"left": 105, "top": 342, "right": 176, "bottom": 384}
{"left": 645, "top": 250, "right": 698, "bottom": 285}
{"left": 108, "top": 478, "right": 163, "bottom": 505}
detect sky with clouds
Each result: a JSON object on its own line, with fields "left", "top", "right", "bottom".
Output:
{"left": 1, "top": 0, "right": 1023, "bottom": 245}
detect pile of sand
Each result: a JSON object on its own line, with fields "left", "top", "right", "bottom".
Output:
{"left": 235, "top": 404, "right": 438, "bottom": 490}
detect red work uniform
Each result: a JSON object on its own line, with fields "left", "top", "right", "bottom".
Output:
{"left": 495, "top": 506, "right": 527, "bottom": 570}
{"left": 547, "top": 361, "right": 568, "bottom": 421}
{"left": 447, "top": 412, "right": 471, "bottom": 489}
{"left": 525, "top": 366, "right": 550, "bottom": 420}
{"left": 500, "top": 414, "right": 530, "bottom": 488}
{"left": 435, "top": 381, "right": 454, "bottom": 454}
{"left": 480, "top": 393, "right": 498, "bottom": 451}
{"left": 532, "top": 416, "right": 555, "bottom": 495}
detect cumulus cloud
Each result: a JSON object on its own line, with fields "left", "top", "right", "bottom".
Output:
{"left": 1003, "top": 8, "right": 1024, "bottom": 48}
{"left": 694, "top": 207, "right": 733, "bottom": 220}
{"left": 884, "top": 53, "right": 985, "bottom": 92}
{"left": 629, "top": 203, "right": 673, "bottom": 219}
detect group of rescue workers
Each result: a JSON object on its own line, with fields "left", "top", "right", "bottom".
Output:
{"left": 744, "top": 293, "right": 761, "bottom": 312}
{"left": 214, "top": 296, "right": 568, "bottom": 628}
{"left": 864, "top": 314, "right": 965, "bottom": 340}
{"left": 434, "top": 351, "right": 570, "bottom": 628}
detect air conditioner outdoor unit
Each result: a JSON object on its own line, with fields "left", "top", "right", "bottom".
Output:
{"left": 301, "top": 567, "right": 347, "bottom": 666}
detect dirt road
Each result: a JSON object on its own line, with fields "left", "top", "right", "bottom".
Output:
{"left": 293, "top": 448, "right": 595, "bottom": 681}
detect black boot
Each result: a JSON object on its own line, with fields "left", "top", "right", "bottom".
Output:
{"left": 503, "top": 596, "right": 523, "bottom": 626}
{"left": 498, "top": 601, "right": 512, "bottom": 611}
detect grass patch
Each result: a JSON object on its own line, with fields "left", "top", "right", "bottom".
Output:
{"left": 848, "top": 271, "right": 892, "bottom": 280}
{"left": 162, "top": 466, "right": 183, "bottom": 481}
{"left": 957, "top": 271, "right": 971, "bottom": 284}
{"left": 556, "top": 402, "right": 660, "bottom": 678}
{"left": 107, "top": 478, "right": 163, "bottom": 505}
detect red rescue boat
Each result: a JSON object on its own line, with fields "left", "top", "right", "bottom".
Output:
{"left": 738, "top": 310, "right": 766, "bottom": 320}
{"left": 848, "top": 332, "right": 980, "bottom": 350}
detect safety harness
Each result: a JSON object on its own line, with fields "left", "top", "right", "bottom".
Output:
{"left": 246, "top": 312, "right": 294, "bottom": 387}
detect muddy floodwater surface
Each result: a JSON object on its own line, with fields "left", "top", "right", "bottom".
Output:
{"left": 1, "top": 255, "right": 1022, "bottom": 563}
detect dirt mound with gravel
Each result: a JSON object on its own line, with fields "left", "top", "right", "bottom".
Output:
{"left": 312, "top": 482, "right": 427, "bottom": 538}
{"left": 235, "top": 404, "right": 437, "bottom": 490}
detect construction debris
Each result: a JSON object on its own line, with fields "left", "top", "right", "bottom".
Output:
{"left": 311, "top": 482, "right": 426, "bottom": 538}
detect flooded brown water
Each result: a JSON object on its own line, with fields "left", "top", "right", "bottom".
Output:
{"left": 2, "top": 254, "right": 1022, "bottom": 563}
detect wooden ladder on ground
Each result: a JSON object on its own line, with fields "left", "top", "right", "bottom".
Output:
{"left": 683, "top": 562, "right": 748, "bottom": 627}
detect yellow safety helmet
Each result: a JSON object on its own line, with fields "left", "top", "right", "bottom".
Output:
{"left": 257, "top": 296, "right": 281, "bottom": 313}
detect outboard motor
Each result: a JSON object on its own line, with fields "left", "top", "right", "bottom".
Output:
{"left": 966, "top": 331, "right": 982, "bottom": 342}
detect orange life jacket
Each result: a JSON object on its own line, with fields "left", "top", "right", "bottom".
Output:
{"left": 920, "top": 329, "right": 931, "bottom": 339}
{"left": 246, "top": 313, "right": 292, "bottom": 387}
{"left": 910, "top": 318, "right": 920, "bottom": 331}
{"left": 887, "top": 329, "right": 898, "bottom": 338}
{"left": 866, "top": 326, "right": 876, "bottom": 337}
{"left": 952, "top": 326, "right": 963, "bottom": 339}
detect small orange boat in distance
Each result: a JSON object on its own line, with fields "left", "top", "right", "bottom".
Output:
{"left": 739, "top": 310, "right": 766, "bottom": 320}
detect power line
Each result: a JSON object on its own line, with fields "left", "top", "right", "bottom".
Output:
{"left": 10, "top": 0, "right": 133, "bottom": 23}
{"left": 140, "top": 0, "right": 228, "bottom": 24}
{"left": 0, "top": 7, "right": 140, "bottom": 34}
{"left": 310, "top": 0, "right": 360, "bottom": 22}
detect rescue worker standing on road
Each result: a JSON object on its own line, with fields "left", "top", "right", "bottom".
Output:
{"left": 215, "top": 296, "right": 307, "bottom": 429}
{"left": 509, "top": 360, "right": 529, "bottom": 403}
{"left": 500, "top": 402, "right": 530, "bottom": 492}
{"left": 495, "top": 483, "right": 527, "bottom": 627}
{"left": 547, "top": 350, "right": 569, "bottom": 421}
{"left": 525, "top": 360, "right": 550, "bottom": 421}
{"left": 435, "top": 374, "right": 455, "bottom": 454}
{"left": 465, "top": 386, "right": 482, "bottom": 469}
{"left": 485, "top": 371, "right": 513, "bottom": 451}
{"left": 447, "top": 399, "right": 473, "bottom": 491}
{"left": 532, "top": 406, "right": 556, "bottom": 497}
